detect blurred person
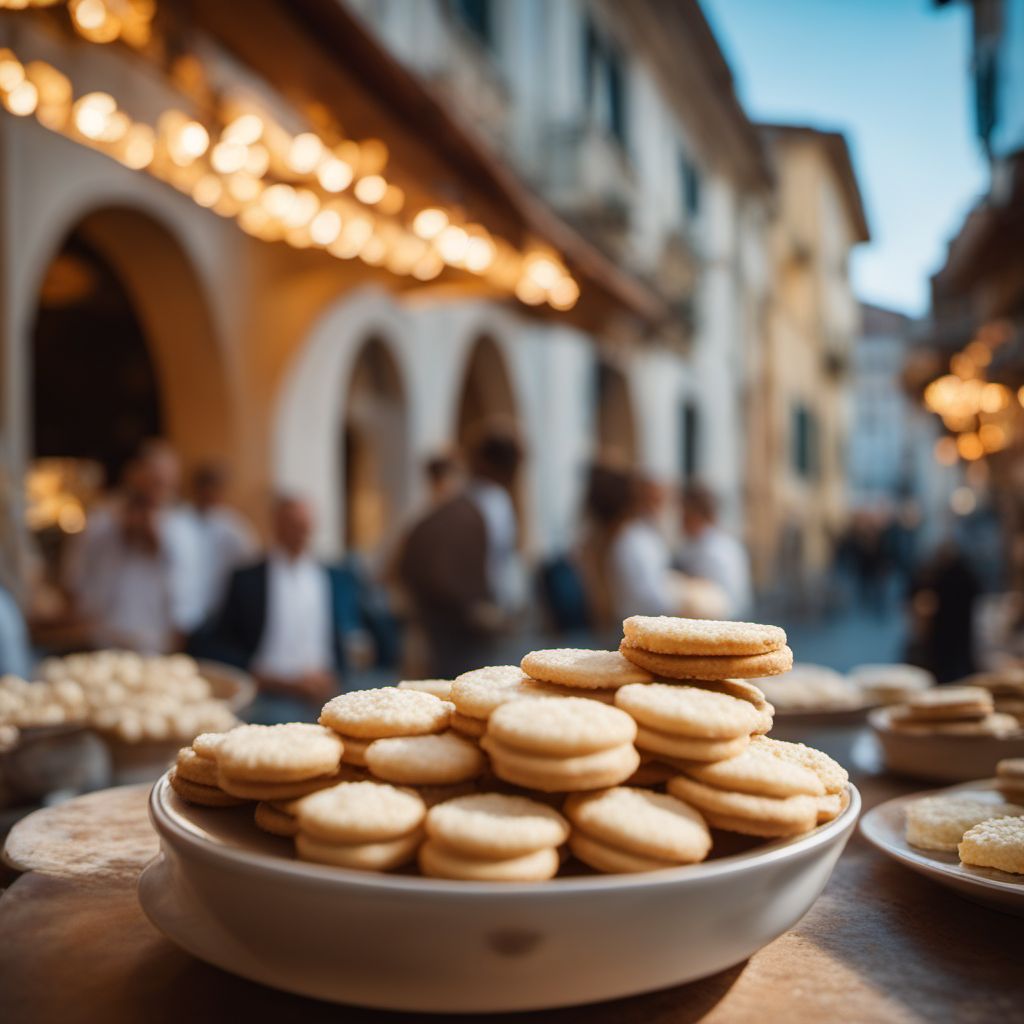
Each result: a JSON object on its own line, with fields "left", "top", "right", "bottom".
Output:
{"left": 906, "top": 539, "right": 980, "bottom": 683}
{"left": 0, "top": 584, "right": 31, "bottom": 678}
{"left": 192, "top": 494, "right": 358, "bottom": 723}
{"left": 182, "top": 461, "right": 257, "bottom": 625}
{"left": 466, "top": 426, "right": 525, "bottom": 616}
{"left": 577, "top": 463, "right": 678, "bottom": 632}
{"left": 424, "top": 453, "right": 463, "bottom": 506}
{"left": 677, "top": 482, "right": 752, "bottom": 619}
{"left": 64, "top": 440, "right": 199, "bottom": 653}
{"left": 394, "top": 474, "right": 496, "bottom": 679}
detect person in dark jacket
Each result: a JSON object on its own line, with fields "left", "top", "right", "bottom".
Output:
{"left": 191, "top": 494, "right": 359, "bottom": 723}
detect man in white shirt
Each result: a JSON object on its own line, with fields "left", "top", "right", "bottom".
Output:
{"left": 65, "top": 441, "right": 200, "bottom": 654}
{"left": 677, "top": 483, "right": 753, "bottom": 619}
{"left": 194, "top": 495, "right": 359, "bottom": 723}
{"left": 182, "top": 462, "right": 257, "bottom": 626}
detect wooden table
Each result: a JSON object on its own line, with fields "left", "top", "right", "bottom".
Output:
{"left": 2, "top": 726, "right": 1022, "bottom": 1023}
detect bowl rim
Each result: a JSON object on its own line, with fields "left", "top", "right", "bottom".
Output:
{"left": 148, "top": 771, "right": 861, "bottom": 896}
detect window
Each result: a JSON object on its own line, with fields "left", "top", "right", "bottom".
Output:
{"left": 451, "top": 0, "right": 493, "bottom": 49}
{"left": 584, "top": 18, "right": 628, "bottom": 149}
{"left": 680, "top": 155, "right": 701, "bottom": 217}
{"left": 793, "top": 404, "right": 818, "bottom": 479}
{"left": 681, "top": 400, "right": 700, "bottom": 480}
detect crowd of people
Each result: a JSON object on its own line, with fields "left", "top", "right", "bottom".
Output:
{"left": 0, "top": 431, "right": 756, "bottom": 724}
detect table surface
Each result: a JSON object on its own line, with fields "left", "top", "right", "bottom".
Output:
{"left": 2, "top": 725, "right": 1023, "bottom": 1024}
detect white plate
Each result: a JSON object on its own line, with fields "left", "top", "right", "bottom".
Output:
{"left": 859, "top": 779, "right": 1024, "bottom": 917}
{"left": 868, "top": 708, "right": 1024, "bottom": 782}
{"left": 139, "top": 773, "right": 861, "bottom": 1012}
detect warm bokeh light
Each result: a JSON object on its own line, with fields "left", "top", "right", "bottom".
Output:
{"left": 950, "top": 486, "right": 977, "bottom": 516}
{"left": 956, "top": 432, "right": 985, "bottom": 461}
{"left": 316, "top": 156, "right": 353, "bottom": 193}
{"left": 979, "top": 422, "right": 1008, "bottom": 453}
{"left": 4, "top": 79, "right": 38, "bottom": 116}
{"left": 549, "top": 277, "right": 581, "bottom": 310}
{"left": 979, "top": 381, "right": 1010, "bottom": 413}
{"left": 310, "top": 208, "right": 343, "bottom": 246}
{"left": 413, "top": 207, "right": 448, "bottom": 240}
{"left": 353, "top": 174, "right": 388, "bottom": 205}
{"left": 288, "top": 132, "right": 323, "bottom": 175}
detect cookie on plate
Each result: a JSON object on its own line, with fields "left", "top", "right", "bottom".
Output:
{"left": 521, "top": 649, "right": 653, "bottom": 690}
{"left": 483, "top": 697, "right": 639, "bottom": 792}
{"left": 254, "top": 799, "right": 300, "bottom": 837}
{"left": 365, "top": 731, "right": 486, "bottom": 786}
{"left": 620, "top": 640, "right": 794, "bottom": 680}
{"left": 320, "top": 688, "right": 453, "bottom": 740}
{"left": 169, "top": 767, "right": 246, "bottom": 807}
{"left": 904, "top": 793, "right": 1024, "bottom": 852}
{"left": 958, "top": 816, "right": 1024, "bottom": 874}
{"left": 214, "top": 723, "right": 343, "bottom": 782}
{"left": 420, "top": 792, "right": 568, "bottom": 880}
{"left": 622, "top": 616, "right": 787, "bottom": 657}
{"left": 565, "top": 786, "right": 711, "bottom": 872}
{"left": 294, "top": 780, "right": 426, "bottom": 871}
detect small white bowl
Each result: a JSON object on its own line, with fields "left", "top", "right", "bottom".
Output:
{"left": 869, "top": 708, "right": 1024, "bottom": 783}
{"left": 139, "top": 773, "right": 860, "bottom": 1012}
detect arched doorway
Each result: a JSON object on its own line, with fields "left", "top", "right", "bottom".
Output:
{"left": 33, "top": 230, "right": 163, "bottom": 486}
{"left": 341, "top": 337, "right": 408, "bottom": 553}
{"left": 456, "top": 335, "right": 519, "bottom": 448}
{"left": 594, "top": 359, "right": 637, "bottom": 464}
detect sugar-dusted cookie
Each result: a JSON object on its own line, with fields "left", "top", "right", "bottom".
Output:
{"left": 365, "top": 732, "right": 486, "bottom": 786}
{"left": 680, "top": 742, "right": 825, "bottom": 798}
{"left": 622, "top": 616, "right": 786, "bottom": 656}
{"left": 192, "top": 730, "right": 231, "bottom": 760}
{"left": 418, "top": 840, "right": 560, "bottom": 881}
{"left": 620, "top": 641, "right": 794, "bottom": 680}
{"left": 296, "top": 829, "right": 424, "bottom": 871}
{"left": 397, "top": 679, "right": 453, "bottom": 700}
{"left": 482, "top": 736, "right": 640, "bottom": 792}
{"left": 215, "top": 723, "right": 343, "bottom": 783}
{"left": 521, "top": 649, "right": 653, "bottom": 690}
{"left": 449, "top": 666, "right": 548, "bottom": 721}
{"left": 753, "top": 736, "right": 849, "bottom": 795}
{"left": 666, "top": 775, "right": 819, "bottom": 837}
{"left": 425, "top": 792, "right": 569, "bottom": 858}
{"left": 320, "top": 688, "right": 453, "bottom": 739}
{"left": 295, "top": 780, "right": 425, "bottom": 844}
{"left": 169, "top": 768, "right": 246, "bottom": 807}
{"left": 693, "top": 678, "right": 774, "bottom": 734}
{"left": 175, "top": 746, "right": 218, "bottom": 787}
{"left": 958, "top": 816, "right": 1024, "bottom": 874}
{"left": 904, "top": 793, "right": 1024, "bottom": 851}
{"left": 254, "top": 800, "right": 299, "bottom": 837}
{"left": 565, "top": 787, "right": 711, "bottom": 869}
{"left": 616, "top": 682, "right": 759, "bottom": 740}
{"left": 634, "top": 725, "right": 750, "bottom": 762}
{"left": 487, "top": 696, "right": 637, "bottom": 757}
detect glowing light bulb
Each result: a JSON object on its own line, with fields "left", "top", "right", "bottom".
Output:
{"left": 317, "top": 156, "right": 353, "bottom": 193}
{"left": 223, "top": 113, "right": 263, "bottom": 145}
{"left": 262, "top": 182, "right": 297, "bottom": 219}
{"left": 243, "top": 143, "right": 269, "bottom": 178}
{"left": 288, "top": 132, "right": 323, "bottom": 175}
{"left": 211, "top": 140, "right": 247, "bottom": 174}
{"left": 3, "top": 79, "right": 37, "bottom": 116}
{"left": 412, "top": 207, "right": 447, "bottom": 240}
{"left": 436, "top": 225, "right": 469, "bottom": 264}
{"left": 310, "top": 209, "right": 342, "bottom": 246}
{"left": 525, "top": 254, "right": 562, "bottom": 290}
{"left": 464, "top": 235, "right": 496, "bottom": 273}
{"left": 120, "top": 123, "right": 155, "bottom": 169}
{"left": 73, "top": 92, "right": 117, "bottom": 139}
{"left": 549, "top": 277, "right": 580, "bottom": 311}
{"left": 354, "top": 174, "right": 388, "bottom": 205}
{"left": 192, "top": 174, "right": 223, "bottom": 208}
{"left": 515, "top": 277, "right": 546, "bottom": 306}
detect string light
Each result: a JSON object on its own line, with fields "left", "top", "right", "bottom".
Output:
{"left": 0, "top": 44, "right": 580, "bottom": 310}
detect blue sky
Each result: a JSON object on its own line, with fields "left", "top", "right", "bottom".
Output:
{"left": 702, "top": 0, "right": 988, "bottom": 317}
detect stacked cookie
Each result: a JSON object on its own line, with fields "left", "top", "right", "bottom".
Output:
{"left": 667, "top": 736, "right": 848, "bottom": 837}
{"left": 171, "top": 724, "right": 345, "bottom": 807}
{"left": 519, "top": 648, "right": 652, "bottom": 703}
{"left": 619, "top": 616, "right": 793, "bottom": 682}
{"left": 996, "top": 758, "right": 1024, "bottom": 802}
{"left": 420, "top": 793, "right": 569, "bottom": 880}
{"left": 448, "top": 666, "right": 545, "bottom": 739}
{"left": 294, "top": 780, "right": 427, "bottom": 870}
{"left": 849, "top": 663, "right": 934, "bottom": 705}
{"left": 966, "top": 668, "right": 1024, "bottom": 725}
{"left": 886, "top": 686, "right": 1019, "bottom": 738}
{"left": 319, "top": 688, "right": 454, "bottom": 767}
{"left": 565, "top": 786, "right": 711, "bottom": 872}
{"left": 481, "top": 697, "right": 640, "bottom": 793}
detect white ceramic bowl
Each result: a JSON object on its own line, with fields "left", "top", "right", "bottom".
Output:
{"left": 868, "top": 708, "right": 1024, "bottom": 783}
{"left": 139, "top": 773, "right": 860, "bottom": 1012}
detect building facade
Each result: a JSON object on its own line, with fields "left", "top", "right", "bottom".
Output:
{"left": 745, "top": 126, "right": 869, "bottom": 596}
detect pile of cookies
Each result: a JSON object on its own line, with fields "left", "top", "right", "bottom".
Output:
{"left": 884, "top": 685, "right": 1020, "bottom": 739}
{"left": 905, "top": 767, "right": 1024, "bottom": 876}
{"left": 168, "top": 615, "right": 851, "bottom": 881}
{"left": 755, "top": 664, "right": 862, "bottom": 713}
{"left": 848, "top": 663, "right": 934, "bottom": 705}
{"left": 963, "top": 667, "right": 1024, "bottom": 725}
{"left": 0, "top": 651, "right": 237, "bottom": 751}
